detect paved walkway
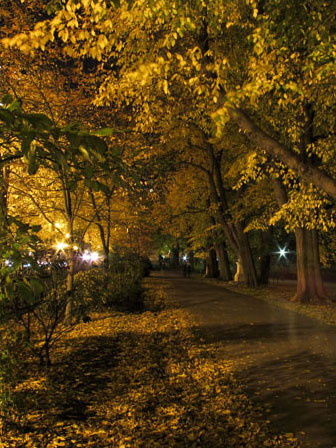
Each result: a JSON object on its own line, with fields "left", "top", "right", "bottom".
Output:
{"left": 154, "top": 270, "right": 336, "bottom": 448}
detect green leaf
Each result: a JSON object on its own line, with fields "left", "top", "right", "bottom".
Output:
{"left": 1, "top": 94, "right": 13, "bottom": 105}
{"left": 68, "top": 179, "right": 78, "bottom": 192}
{"left": 79, "top": 145, "right": 92, "bottom": 162}
{"left": 21, "top": 132, "right": 35, "bottom": 156}
{"left": 21, "top": 113, "right": 53, "bottom": 129}
{"left": 92, "top": 127, "right": 116, "bottom": 137}
{"left": 28, "top": 154, "right": 39, "bottom": 175}
{"left": 30, "top": 225, "right": 41, "bottom": 233}
{"left": 50, "top": 127, "right": 61, "bottom": 140}
{"left": 29, "top": 278, "right": 44, "bottom": 296}
{"left": 66, "top": 131, "right": 81, "bottom": 147}
{"left": 96, "top": 181, "right": 111, "bottom": 195}
{"left": 8, "top": 99, "right": 21, "bottom": 112}
{"left": 17, "top": 282, "right": 34, "bottom": 303}
{"left": 0, "top": 108, "right": 14, "bottom": 125}
{"left": 85, "top": 179, "right": 99, "bottom": 191}
{"left": 83, "top": 136, "right": 107, "bottom": 161}
{"left": 83, "top": 166, "right": 94, "bottom": 179}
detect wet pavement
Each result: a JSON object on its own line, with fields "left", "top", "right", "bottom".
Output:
{"left": 154, "top": 271, "right": 336, "bottom": 448}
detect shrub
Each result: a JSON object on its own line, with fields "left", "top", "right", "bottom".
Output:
{"left": 139, "top": 256, "right": 152, "bottom": 277}
{"left": 73, "top": 267, "right": 144, "bottom": 313}
{"left": 0, "top": 329, "right": 19, "bottom": 425}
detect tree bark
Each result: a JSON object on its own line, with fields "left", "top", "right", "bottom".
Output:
{"left": 224, "top": 104, "right": 336, "bottom": 201}
{"left": 272, "top": 179, "right": 328, "bottom": 303}
{"left": 187, "top": 250, "right": 195, "bottom": 269}
{"left": 233, "top": 222, "right": 258, "bottom": 286}
{"left": 65, "top": 240, "right": 75, "bottom": 324}
{"left": 258, "top": 229, "right": 272, "bottom": 285}
{"left": 294, "top": 228, "right": 328, "bottom": 303}
{"left": 63, "top": 183, "right": 75, "bottom": 324}
{"left": 215, "top": 242, "right": 232, "bottom": 281}
{"left": 207, "top": 156, "right": 258, "bottom": 286}
{"left": 0, "top": 165, "right": 9, "bottom": 235}
{"left": 170, "top": 244, "right": 180, "bottom": 268}
{"left": 205, "top": 248, "right": 219, "bottom": 278}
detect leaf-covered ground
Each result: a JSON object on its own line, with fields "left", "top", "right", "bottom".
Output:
{"left": 2, "top": 278, "right": 299, "bottom": 447}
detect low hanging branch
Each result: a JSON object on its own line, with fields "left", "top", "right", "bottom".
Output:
{"left": 225, "top": 105, "right": 336, "bottom": 201}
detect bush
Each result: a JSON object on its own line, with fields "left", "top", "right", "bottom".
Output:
{"left": 73, "top": 267, "right": 144, "bottom": 313}
{"left": 0, "top": 330, "right": 19, "bottom": 425}
{"left": 139, "top": 256, "right": 152, "bottom": 277}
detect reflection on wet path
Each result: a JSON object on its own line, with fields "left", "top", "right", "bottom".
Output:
{"left": 158, "top": 273, "right": 336, "bottom": 447}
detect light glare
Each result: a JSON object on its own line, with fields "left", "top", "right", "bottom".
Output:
{"left": 91, "top": 252, "right": 99, "bottom": 262}
{"left": 56, "top": 241, "right": 68, "bottom": 251}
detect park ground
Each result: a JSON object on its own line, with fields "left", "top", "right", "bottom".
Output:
{"left": 3, "top": 271, "right": 336, "bottom": 447}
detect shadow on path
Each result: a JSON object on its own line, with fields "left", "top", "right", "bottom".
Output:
{"left": 153, "top": 270, "right": 336, "bottom": 447}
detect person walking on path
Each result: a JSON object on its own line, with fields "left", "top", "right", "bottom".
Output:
{"left": 186, "top": 262, "right": 192, "bottom": 278}
{"left": 183, "top": 263, "right": 187, "bottom": 277}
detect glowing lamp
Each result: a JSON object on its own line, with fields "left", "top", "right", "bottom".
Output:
{"left": 277, "top": 247, "right": 288, "bottom": 259}
{"left": 82, "top": 252, "right": 91, "bottom": 262}
{"left": 90, "top": 252, "right": 99, "bottom": 262}
{"left": 56, "top": 242, "right": 68, "bottom": 251}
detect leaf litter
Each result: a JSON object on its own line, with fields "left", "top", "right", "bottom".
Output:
{"left": 1, "top": 278, "right": 299, "bottom": 447}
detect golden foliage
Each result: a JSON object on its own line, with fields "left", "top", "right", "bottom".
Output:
{"left": 1, "top": 278, "right": 298, "bottom": 447}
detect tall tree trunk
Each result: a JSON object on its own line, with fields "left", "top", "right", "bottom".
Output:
{"left": 273, "top": 179, "right": 328, "bottom": 303}
{"left": 65, "top": 245, "right": 74, "bottom": 324}
{"left": 170, "top": 244, "right": 179, "bottom": 268}
{"left": 258, "top": 229, "right": 273, "bottom": 285}
{"left": 208, "top": 207, "right": 232, "bottom": 281}
{"left": 96, "top": 221, "right": 109, "bottom": 270}
{"left": 234, "top": 222, "right": 258, "bottom": 286}
{"left": 0, "top": 166, "right": 9, "bottom": 235}
{"left": 294, "top": 228, "right": 328, "bottom": 303}
{"left": 205, "top": 248, "right": 219, "bottom": 278}
{"left": 207, "top": 161, "right": 258, "bottom": 287}
{"left": 63, "top": 183, "right": 75, "bottom": 324}
{"left": 89, "top": 189, "right": 113, "bottom": 271}
{"left": 222, "top": 103, "right": 336, "bottom": 202}
{"left": 215, "top": 242, "right": 232, "bottom": 281}
{"left": 187, "top": 250, "right": 195, "bottom": 269}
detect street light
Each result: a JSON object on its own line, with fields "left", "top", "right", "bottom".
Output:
{"left": 276, "top": 246, "right": 288, "bottom": 259}
{"left": 56, "top": 241, "right": 68, "bottom": 251}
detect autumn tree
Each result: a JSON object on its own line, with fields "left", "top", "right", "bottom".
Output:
{"left": 4, "top": 0, "right": 336, "bottom": 300}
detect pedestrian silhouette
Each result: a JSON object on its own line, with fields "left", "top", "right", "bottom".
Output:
{"left": 183, "top": 263, "right": 187, "bottom": 277}
{"left": 186, "top": 262, "right": 192, "bottom": 278}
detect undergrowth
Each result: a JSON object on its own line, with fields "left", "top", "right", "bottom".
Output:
{"left": 0, "top": 277, "right": 299, "bottom": 447}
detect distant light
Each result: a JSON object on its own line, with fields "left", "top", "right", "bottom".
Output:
{"left": 82, "top": 252, "right": 91, "bottom": 261}
{"left": 65, "top": 233, "right": 70, "bottom": 239}
{"left": 56, "top": 241, "right": 68, "bottom": 251}
{"left": 91, "top": 252, "right": 99, "bottom": 262}
{"left": 277, "top": 247, "right": 288, "bottom": 259}
{"left": 183, "top": 255, "right": 188, "bottom": 261}
{"left": 55, "top": 222, "right": 61, "bottom": 229}
{"left": 73, "top": 245, "right": 78, "bottom": 251}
